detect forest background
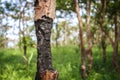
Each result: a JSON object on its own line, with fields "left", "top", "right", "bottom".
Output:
{"left": 0, "top": 0, "right": 120, "bottom": 80}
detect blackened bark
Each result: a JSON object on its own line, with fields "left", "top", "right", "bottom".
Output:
{"left": 35, "top": 16, "right": 53, "bottom": 80}
{"left": 34, "top": 0, "right": 58, "bottom": 80}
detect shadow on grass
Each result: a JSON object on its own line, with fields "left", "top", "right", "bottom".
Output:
{"left": 90, "top": 47, "right": 120, "bottom": 80}
{"left": 0, "top": 49, "right": 37, "bottom": 80}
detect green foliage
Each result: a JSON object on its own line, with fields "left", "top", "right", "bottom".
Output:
{"left": 17, "top": 35, "right": 36, "bottom": 48}
{"left": 0, "top": 48, "right": 36, "bottom": 80}
{"left": 0, "top": 6, "right": 4, "bottom": 14}
{"left": 0, "top": 46, "right": 120, "bottom": 80}
{"left": 56, "top": 0, "right": 74, "bottom": 11}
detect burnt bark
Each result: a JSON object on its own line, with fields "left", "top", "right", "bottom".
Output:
{"left": 35, "top": 16, "right": 53, "bottom": 72}
{"left": 34, "top": 0, "right": 58, "bottom": 80}
{"left": 35, "top": 16, "right": 58, "bottom": 80}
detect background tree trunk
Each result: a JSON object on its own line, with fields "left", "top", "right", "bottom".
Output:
{"left": 101, "top": 36, "right": 107, "bottom": 63}
{"left": 34, "top": 0, "right": 58, "bottom": 80}
{"left": 99, "top": 0, "right": 119, "bottom": 71}
{"left": 112, "top": 13, "right": 119, "bottom": 71}
{"left": 73, "top": 0, "right": 87, "bottom": 79}
{"left": 23, "top": 36, "right": 27, "bottom": 64}
{"left": 98, "top": 0, "right": 107, "bottom": 63}
{"left": 55, "top": 21, "right": 59, "bottom": 47}
{"left": 86, "top": 0, "right": 93, "bottom": 70}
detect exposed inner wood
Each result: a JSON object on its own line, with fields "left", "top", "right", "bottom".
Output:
{"left": 41, "top": 70, "right": 58, "bottom": 80}
{"left": 34, "top": 0, "right": 56, "bottom": 21}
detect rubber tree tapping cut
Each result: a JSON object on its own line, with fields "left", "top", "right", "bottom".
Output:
{"left": 34, "top": 0, "right": 58, "bottom": 80}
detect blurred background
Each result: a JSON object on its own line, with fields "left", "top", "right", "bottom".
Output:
{"left": 0, "top": 0, "right": 120, "bottom": 80}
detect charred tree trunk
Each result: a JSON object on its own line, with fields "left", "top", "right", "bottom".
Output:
{"left": 86, "top": 0, "right": 93, "bottom": 70}
{"left": 73, "top": 0, "right": 87, "bottom": 79}
{"left": 35, "top": 16, "right": 57, "bottom": 80}
{"left": 34, "top": 0, "right": 58, "bottom": 80}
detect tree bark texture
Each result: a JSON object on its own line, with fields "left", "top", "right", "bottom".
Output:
{"left": 112, "top": 13, "right": 119, "bottom": 71}
{"left": 73, "top": 0, "right": 87, "bottom": 79}
{"left": 99, "top": 0, "right": 107, "bottom": 64}
{"left": 101, "top": 38, "right": 107, "bottom": 63}
{"left": 86, "top": 0, "right": 93, "bottom": 70}
{"left": 23, "top": 36, "right": 27, "bottom": 64}
{"left": 100, "top": 0, "right": 119, "bottom": 71}
{"left": 34, "top": 0, "right": 58, "bottom": 80}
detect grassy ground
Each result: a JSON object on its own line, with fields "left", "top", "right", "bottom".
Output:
{"left": 0, "top": 45, "right": 120, "bottom": 80}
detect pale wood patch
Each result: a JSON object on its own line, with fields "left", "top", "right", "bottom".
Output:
{"left": 34, "top": 0, "right": 56, "bottom": 21}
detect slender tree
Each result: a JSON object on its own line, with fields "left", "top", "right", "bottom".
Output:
{"left": 99, "top": 0, "right": 107, "bottom": 63}
{"left": 86, "top": 0, "right": 93, "bottom": 70}
{"left": 34, "top": 0, "right": 58, "bottom": 80}
{"left": 97, "top": 0, "right": 120, "bottom": 71}
{"left": 95, "top": 0, "right": 107, "bottom": 63}
{"left": 102, "top": 0, "right": 119, "bottom": 71}
{"left": 73, "top": 0, "right": 87, "bottom": 79}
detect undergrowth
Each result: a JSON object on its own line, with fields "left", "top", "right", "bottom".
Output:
{"left": 0, "top": 45, "right": 120, "bottom": 80}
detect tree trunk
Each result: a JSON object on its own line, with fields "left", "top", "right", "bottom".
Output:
{"left": 113, "top": 46, "right": 119, "bottom": 71}
{"left": 112, "top": 13, "right": 119, "bottom": 71}
{"left": 73, "top": 0, "right": 87, "bottom": 79}
{"left": 55, "top": 23, "right": 58, "bottom": 47}
{"left": 23, "top": 44, "right": 27, "bottom": 64}
{"left": 23, "top": 34, "right": 27, "bottom": 64}
{"left": 34, "top": 0, "right": 58, "bottom": 80}
{"left": 99, "top": 0, "right": 107, "bottom": 64}
{"left": 101, "top": 36, "right": 107, "bottom": 63}
{"left": 18, "top": 13, "right": 22, "bottom": 50}
{"left": 86, "top": 0, "right": 93, "bottom": 70}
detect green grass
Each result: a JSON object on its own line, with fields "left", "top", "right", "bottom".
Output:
{"left": 0, "top": 46, "right": 120, "bottom": 80}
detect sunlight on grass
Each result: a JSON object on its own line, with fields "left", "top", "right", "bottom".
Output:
{"left": 0, "top": 46, "right": 120, "bottom": 80}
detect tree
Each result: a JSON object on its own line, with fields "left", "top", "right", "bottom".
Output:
{"left": 96, "top": 0, "right": 107, "bottom": 63}
{"left": 73, "top": 0, "right": 87, "bottom": 79}
{"left": 18, "top": 1, "right": 33, "bottom": 64}
{"left": 1, "top": 0, "right": 34, "bottom": 63}
{"left": 106, "top": 0, "right": 120, "bottom": 71}
{"left": 86, "top": 0, "right": 93, "bottom": 70}
{"left": 34, "top": 0, "right": 58, "bottom": 80}
{"left": 96, "top": 0, "right": 120, "bottom": 71}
